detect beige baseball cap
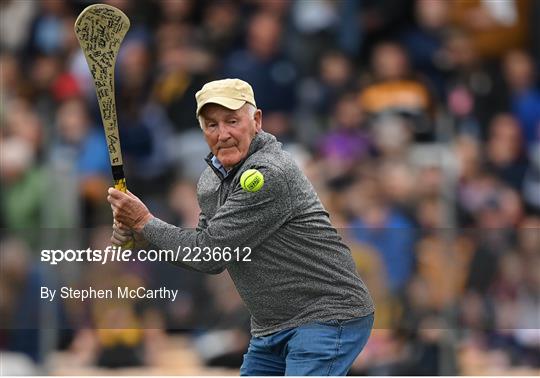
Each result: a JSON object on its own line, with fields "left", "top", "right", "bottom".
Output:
{"left": 195, "top": 78, "right": 256, "bottom": 116}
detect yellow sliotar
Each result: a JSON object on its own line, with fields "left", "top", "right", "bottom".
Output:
{"left": 240, "top": 169, "right": 265, "bottom": 192}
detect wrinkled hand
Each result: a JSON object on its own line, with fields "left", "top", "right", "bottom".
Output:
{"left": 111, "top": 220, "right": 149, "bottom": 249}
{"left": 111, "top": 219, "right": 132, "bottom": 246}
{"left": 107, "top": 188, "right": 153, "bottom": 233}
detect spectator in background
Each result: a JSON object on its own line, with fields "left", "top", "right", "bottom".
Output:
{"left": 464, "top": 178, "right": 524, "bottom": 296}
{"left": 484, "top": 114, "right": 529, "bottom": 191}
{"left": 24, "top": 0, "right": 72, "bottom": 57}
{"left": 296, "top": 50, "right": 357, "bottom": 147}
{"left": 401, "top": 0, "right": 451, "bottom": 98}
{"left": 347, "top": 177, "right": 416, "bottom": 294}
{"left": 50, "top": 97, "right": 110, "bottom": 226}
{"left": 0, "top": 130, "right": 44, "bottom": 233}
{"left": 502, "top": 49, "right": 540, "bottom": 145}
{"left": 299, "top": 50, "right": 357, "bottom": 120}
{"left": 378, "top": 160, "right": 417, "bottom": 220}
{"left": 53, "top": 98, "right": 110, "bottom": 178}
{"left": 370, "top": 113, "right": 414, "bottom": 159}
{"left": 454, "top": 135, "right": 482, "bottom": 189}
{"left": 443, "top": 29, "right": 507, "bottom": 137}
{"left": 196, "top": 0, "right": 242, "bottom": 58}
{"left": 0, "top": 0, "right": 36, "bottom": 53}
{"left": 222, "top": 11, "right": 297, "bottom": 141}
{"left": 2, "top": 98, "right": 43, "bottom": 154}
{"left": 359, "top": 41, "right": 434, "bottom": 141}
{"left": 414, "top": 210, "right": 475, "bottom": 312}
{"left": 0, "top": 53, "right": 22, "bottom": 101}
{"left": 316, "top": 50, "right": 357, "bottom": 111}
{"left": 317, "top": 92, "right": 371, "bottom": 178}
{"left": 28, "top": 54, "right": 64, "bottom": 123}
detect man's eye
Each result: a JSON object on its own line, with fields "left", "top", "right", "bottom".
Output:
{"left": 207, "top": 123, "right": 217, "bottom": 128}
{"left": 228, "top": 119, "right": 237, "bottom": 125}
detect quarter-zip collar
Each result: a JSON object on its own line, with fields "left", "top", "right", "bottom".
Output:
{"left": 204, "top": 131, "right": 274, "bottom": 181}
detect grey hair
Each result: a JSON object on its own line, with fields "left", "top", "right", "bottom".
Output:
{"left": 198, "top": 103, "right": 257, "bottom": 129}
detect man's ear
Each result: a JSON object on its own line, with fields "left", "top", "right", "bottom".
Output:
{"left": 254, "top": 109, "right": 262, "bottom": 132}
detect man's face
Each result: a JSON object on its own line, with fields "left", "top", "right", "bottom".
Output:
{"left": 200, "top": 103, "right": 262, "bottom": 169}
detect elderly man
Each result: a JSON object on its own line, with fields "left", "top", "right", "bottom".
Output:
{"left": 108, "top": 78, "right": 374, "bottom": 376}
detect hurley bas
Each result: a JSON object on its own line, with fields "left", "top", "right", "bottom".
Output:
{"left": 41, "top": 286, "right": 179, "bottom": 302}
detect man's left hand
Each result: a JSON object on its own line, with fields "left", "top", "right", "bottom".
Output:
{"left": 107, "top": 188, "right": 154, "bottom": 233}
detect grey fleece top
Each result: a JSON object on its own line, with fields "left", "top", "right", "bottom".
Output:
{"left": 143, "top": 131, "right": 374, "bottom": 336}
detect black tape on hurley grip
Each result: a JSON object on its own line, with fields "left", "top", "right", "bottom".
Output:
{"left": 111, "top": 165, "right": 125, "bottom": 181}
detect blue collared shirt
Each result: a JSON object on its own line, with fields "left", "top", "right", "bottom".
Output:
{"left": 211, "top": 155, "right": 229, "bottom": 178}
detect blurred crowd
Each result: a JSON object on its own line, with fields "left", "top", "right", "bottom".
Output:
{"left": 1, "top": 0, "right": 539, "bottom": 375}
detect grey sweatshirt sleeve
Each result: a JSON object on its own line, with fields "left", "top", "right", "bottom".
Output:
{"left": 142, "top": 164, "right": 292, "bottom": 273}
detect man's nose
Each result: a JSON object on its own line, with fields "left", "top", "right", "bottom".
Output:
{"left": 217, "top": 123, "right": 231, "bottom": 141}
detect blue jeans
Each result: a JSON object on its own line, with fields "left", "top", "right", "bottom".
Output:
{"left": 240, "top": 313, "right": 374, "bottom": 376}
